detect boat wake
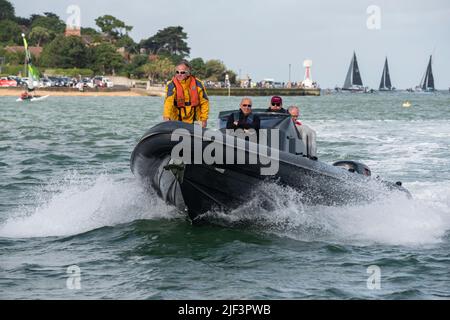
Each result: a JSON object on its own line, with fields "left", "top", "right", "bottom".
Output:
{"left": 204, "top": 181, "right": 450, "bottom": 246}
{"left": 1, "top": 171, "right": 448, "bottom": 246}
{"left": 0, "top": 171, "right": 181, "bottom": 239}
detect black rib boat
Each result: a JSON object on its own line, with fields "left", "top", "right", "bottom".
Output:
{"left": 131, "top": 110, "right": 410, "bottom": 222}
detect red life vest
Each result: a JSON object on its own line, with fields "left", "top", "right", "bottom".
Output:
{"left": 172, "top": 76, "right": 200, "bottom": 108}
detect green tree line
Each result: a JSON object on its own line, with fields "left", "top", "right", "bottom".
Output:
{"left": 0, "top": 0, "right": 237, "bottom": 83}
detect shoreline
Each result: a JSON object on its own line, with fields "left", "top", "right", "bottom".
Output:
{"left": 206, "top": 87, "right": 321, "bottom": 96}
{"left": 0, "top": 87, "right": 165, "bottom": 97}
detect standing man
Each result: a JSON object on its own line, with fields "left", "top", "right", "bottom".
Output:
{"left": 267, "top": 96, "right": 287, "bottom": 113}
{"left": 163, "top": 60, "right": 209, "bottom": 128}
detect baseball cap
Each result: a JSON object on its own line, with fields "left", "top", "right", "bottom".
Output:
{"left": 271, "top": 96, "right": 283, "bottom": 104}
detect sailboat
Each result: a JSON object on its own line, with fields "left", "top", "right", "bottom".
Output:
{"left": 414, "top": 55, "right": 435, "bottom": 93}
{"left": 379, "top": 57, "right": 395, "bottom": 91}
{"left": 16, "top": 33, "right": 49, "bottom": 102}
{"left": 337, "top": 52, "right": 366, "bottom": 92}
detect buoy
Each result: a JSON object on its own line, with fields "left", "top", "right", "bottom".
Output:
{"left": 402, "top": 101, "right": 412, "bottom": 108}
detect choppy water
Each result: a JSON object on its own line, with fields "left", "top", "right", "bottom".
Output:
{"left": 1, "top": 92, "right": 449, "bottom": 299}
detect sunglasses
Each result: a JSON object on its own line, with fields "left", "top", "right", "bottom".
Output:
{"left": 272, "top": 103, "right": 281, "bottom": 107}
{"left": 176, "top": 71, "right": 188, "bottom": 75}
{"left": 242, "top": 104, "right": 252, "bottom": 108}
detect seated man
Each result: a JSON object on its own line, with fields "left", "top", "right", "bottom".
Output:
{"left": 226, "top": 97, "right": 260, "bottom": 132}
{"left": 20, "top": 91, "right": 30, "bottom": 100}
{"left": 288, "top": 105, "right": 317, "bottom": 160}
{"left": 288, "top": 105, "right": 302, "bottom": 126}
{"left": 20, "top": 83, "right": 36, "bottom": 100}
{"left": 266, "top": 96, "right": 288, "bottom": 113}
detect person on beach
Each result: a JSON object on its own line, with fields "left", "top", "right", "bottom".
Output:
{"left": 163, "top": 60, "right": 209, "bottom": 128}
{"left": 266, "top": 96, "right": 287, "bottom": 113}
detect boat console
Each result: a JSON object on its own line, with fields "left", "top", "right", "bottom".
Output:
{"left": 218, "top": 109, "right": 317, "bottom": 159}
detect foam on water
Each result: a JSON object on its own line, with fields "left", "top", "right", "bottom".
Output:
{"left": 208, "top": 182, "right": 450, "bottom": 246}
{"left": 1, "top": 173, "right": 448, "bottom": 246}
{"left": 0, "top": 172, "right": 179, "bottom": 239}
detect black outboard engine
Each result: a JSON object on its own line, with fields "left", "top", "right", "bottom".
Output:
{"left": 333, "top": 161, "right": 372, "bottom": 177}
{"left": 333, "top": 161, "right": 412, "bottom": 198}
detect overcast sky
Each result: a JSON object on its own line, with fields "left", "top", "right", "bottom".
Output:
{"left": 12, "top": 0, "right": 450, "bottom": 89}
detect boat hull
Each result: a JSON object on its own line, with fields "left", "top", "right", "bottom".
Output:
{"left": 378, "top": 88, "right": 395, "bottom": 92}
{"left": 131, "top": 122, "right": 410, "bottom": 222}
{"left": 16, "top": 95, "right": 50, "bottom": 102}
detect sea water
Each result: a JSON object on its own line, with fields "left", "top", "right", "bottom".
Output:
{"left": 0, "top": 93, "right": 449, "bottom": 299}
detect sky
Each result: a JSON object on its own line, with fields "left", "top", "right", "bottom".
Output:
{"left": 11, "top": 0, "right": 450, "bottom": 89}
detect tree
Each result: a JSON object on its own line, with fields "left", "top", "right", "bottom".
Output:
{"left": 31, "top": 12, "right": 66, "bottom": 35}
{"left": 0, "top": 0, "right": 15, "bottom": 21}
{"left": 90, "top": 43, "right": 124, "bottom": 75}
{"left": 140, "top": 57, "right": 175, "bottom": 83}
{"left": 80, "top": 27, "right": 104, "bottom": 44}
{"left": 205, "top": 59, "right": 227, "bottom": 81}
{"left": 40, "top": 35, "right": 90, "bottom": 68}
{"left": 124, "top": 54, "right": 149, "bottom": 78}
{"left": 225, "top": 69, "right": 238, "bottom": 85}
{"left": 29, "top": 26, "right": 52, "bottom": 47}
{"left": 14, "top": 16, "right": 31, "bottom": 28}
{"left": 190, "top": 58, "right": 207, "bottom": 79}
{"left": 116, "top": 34, "right": 138, "bottom": 53}
{"left": 2, "top": 46, "right": 25, "bottom": 65}
{"left": 81, "top": 27, "right": 100, "bottom": 36}
{"left": 0, "top": 19, "right": 22, "bottom": 44}
{"left": 140, "top": 26, "right": 190, "bottom": 62}
{"left": 131, "top": 54, "right": 149, "bottom": 68}
{"left": 95, "top": 15, "right": 132, "bottom": 40}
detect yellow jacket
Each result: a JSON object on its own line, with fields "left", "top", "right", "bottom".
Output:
{"left": 163, "top": 77, "right": 210, "bottom": 123}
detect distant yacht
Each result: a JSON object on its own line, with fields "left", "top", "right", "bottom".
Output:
{"left": 336, "top": 52, "right": 366, "bottom": 92}
{"left": 379, "top": 57, "right": 395, "bottom": 91}
{"left": 414, "top": 55, "right": 435, "bottom": 92}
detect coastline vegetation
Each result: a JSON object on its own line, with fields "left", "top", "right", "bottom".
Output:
{"left": 0, "top": 0, "right": 237, "bottom": 84}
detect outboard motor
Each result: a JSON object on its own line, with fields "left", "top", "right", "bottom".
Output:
{"left": 333, "top": 161, "right": 372, "bottom": 176}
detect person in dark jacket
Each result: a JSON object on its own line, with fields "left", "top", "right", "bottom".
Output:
{"left": 226, "top": 97, "right": 260, "bottom": 132}
{"left": 266, "top": 96, "right": 288, "bottom": 113}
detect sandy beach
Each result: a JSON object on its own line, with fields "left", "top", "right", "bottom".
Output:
{"left": 0, "top": 87, "right": 165, "bottom": 97}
